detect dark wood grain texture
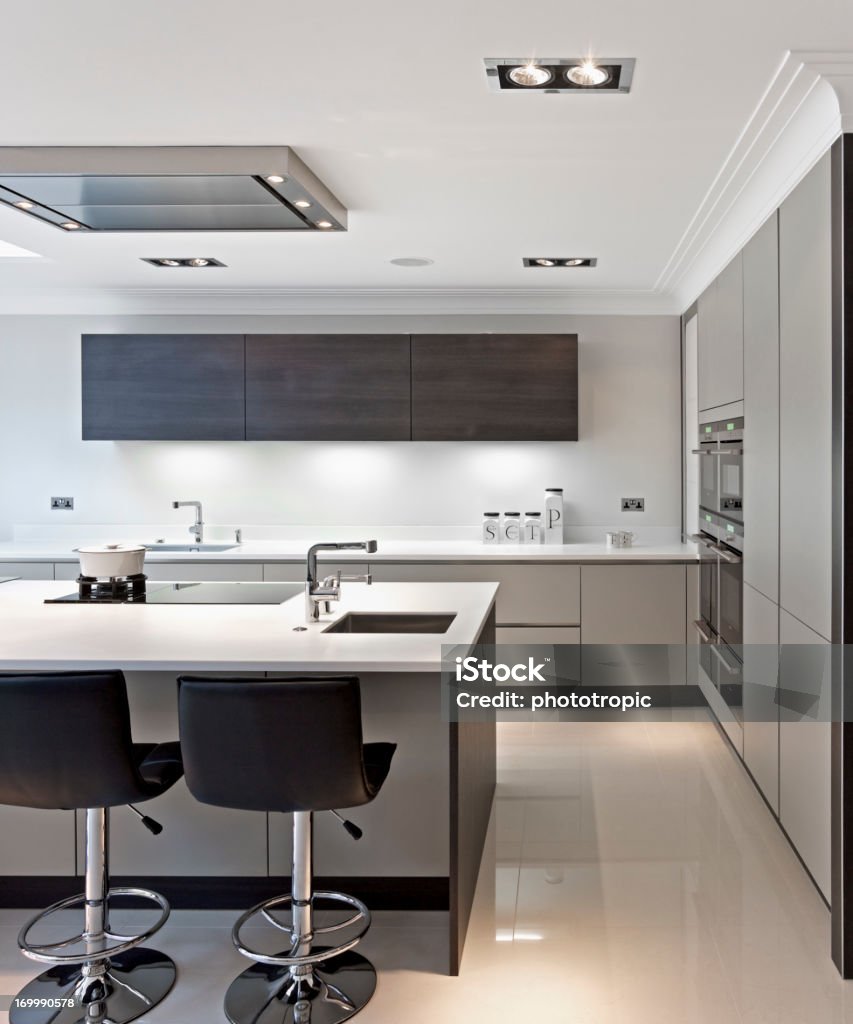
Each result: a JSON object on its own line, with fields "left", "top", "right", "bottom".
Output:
{"left": 449, "top": 604, "right": 497, "bottom": 975}
{"left": 82, "top": 334, "right": 246, "bottom": 440}
{"left": 411, "top": 334, "right": 579, "bottom": 441}
{"left": 245, "top": 334, "right": 411, "bottom": 440}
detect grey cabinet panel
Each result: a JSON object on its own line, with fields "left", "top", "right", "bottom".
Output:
{"left": 778, "top": 610, "right": 830, "bottom": 901}
{"left": 779, "top": 153, "right": 832, "bottom": 640}
{"left": 82, "top": 334, "right": 245, "bottom": 440}
{"left": 742, "top": 582, "right": 779, "bottom": 813}
{"left": 0, "top": 807, "right": 75, "bottom": 874}
{"left": 742, "top": 214, "right": 780, "bottom": 602}
{"left": 580, "top": 565, "right": 687, "bottom": 644}
{"left": 411, "top": 334, "right": 578, "bottom": 440}
{"left": 246, "top": 335, "right": 411, "bottom": 440}
{"left": 0, "top": 561, "right": 53, "bottom": 580}
{"left": 698, "top": 254, "right": 744, "bottom": 412}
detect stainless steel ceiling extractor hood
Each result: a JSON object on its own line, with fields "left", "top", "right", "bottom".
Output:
{"left": 0, "top": 146, "right": 347, "bottom": 232}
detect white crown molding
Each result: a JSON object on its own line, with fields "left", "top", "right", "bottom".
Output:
{"left": 0, "top": 286, "right": 680, "bottom": 317}
{"left": 660, "top": 51, "right": 851, "bottom": 310}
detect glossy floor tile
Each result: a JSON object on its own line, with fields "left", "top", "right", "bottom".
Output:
{"left": 1, "top": 714, "right": 851, "bottom": 1023}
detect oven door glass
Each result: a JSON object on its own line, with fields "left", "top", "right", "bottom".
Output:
{"left": 699, "top": 550, "right": 718, "bottom": 637}
{"left": 718, "top": 554, "right": 742, "bottom": 647}
{"left": 698, "top": 448, "right": 718, "bottom": 512}
{"left": 718, "top": 447, "right": 743, "bottom": 521}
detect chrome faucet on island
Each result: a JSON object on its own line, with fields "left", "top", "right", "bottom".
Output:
{"left": 173, "top": 500, "right": 204, "bottom": 544}
{"left": 305, "top": 541, "right": 377, "bottom": 621}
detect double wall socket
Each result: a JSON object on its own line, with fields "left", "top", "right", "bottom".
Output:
{"left": 621, "top": 497, "right": 644, "bottom": 511}
{"left": 50, "top": 497, "right": 74, "bottom": 510}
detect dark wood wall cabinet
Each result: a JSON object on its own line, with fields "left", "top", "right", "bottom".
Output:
{"left": 82, "top": 334, "right": 246, "bottom": 441}
{"left": 245, "top": 335, "right": 411, "bottom": 440}
{"left": 411, "top": 333, "right": 578, "bottom": 440}
{"left": 81, "top": 333, "right": 579, "bottom": 441}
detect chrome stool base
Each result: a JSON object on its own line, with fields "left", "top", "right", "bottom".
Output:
{"left": 9, "top": 946, "right": 177, "bottom": 1024}
{"left": 224, "top": 948, "right": 376, "bottom": 1024}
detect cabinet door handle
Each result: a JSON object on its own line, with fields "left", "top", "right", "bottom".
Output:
{"left": 693, "top": 620, "right": 714, "bottom": 644}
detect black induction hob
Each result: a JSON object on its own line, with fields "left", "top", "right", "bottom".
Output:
{"left": 45, "top": 581, "right": 305, "bottom": 605}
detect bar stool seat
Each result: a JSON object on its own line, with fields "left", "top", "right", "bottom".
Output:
{"left": 0, "top": 671, "right": 183, "bottom": 1024}
{"left": 178, "top": 675, "right": 395, "bottom": 1024}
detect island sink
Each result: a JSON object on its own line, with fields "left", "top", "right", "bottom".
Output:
{"left": 140, "top": 543, "right": 238, "bottom": 553}
{"left": 323, "top": 611, "right": 456, "bottom": 634}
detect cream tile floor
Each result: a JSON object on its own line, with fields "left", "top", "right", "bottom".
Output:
{"left": 2, "top": 714, "right": 851, "bottom": 1023}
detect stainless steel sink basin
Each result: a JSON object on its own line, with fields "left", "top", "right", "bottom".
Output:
{"left": 323, "top": 612, "right": 456, "bottom": 634}
{"left": 140, "top": 543, "right": 238, "bottom": 553}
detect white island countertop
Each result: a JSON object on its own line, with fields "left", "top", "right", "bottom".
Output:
{"left": 0, "top": 579, "right": 497, "bottom": 674}
{"left": 0, "top": 539, "right": 700, "bottom": 564}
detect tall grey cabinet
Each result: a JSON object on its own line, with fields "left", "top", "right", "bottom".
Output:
{"left": 697, "top": 251, "right": 744, "bottom": 412}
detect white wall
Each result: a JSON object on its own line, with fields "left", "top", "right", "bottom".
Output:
{"left": 0, "top": 313, "right": 681, "bottom": 541}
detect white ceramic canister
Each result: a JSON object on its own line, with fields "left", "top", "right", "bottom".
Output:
{"left": 544, "top": 488, "right": 564, "bottom": 543}
{"left": 502, "top": 512, "right": 522, "bottom": 543}
{"left": 482, "top": 513, "right": 501, "bottom": 544}
{"left": 78, "top": 543, "right": 146, "bottom": 578}
{"left": 523, "top": 512, "right": 543, "bottom": 544}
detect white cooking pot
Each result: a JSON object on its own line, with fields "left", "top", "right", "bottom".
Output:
{"left": 78, "top": 544, "right": 146, "bottom": 579}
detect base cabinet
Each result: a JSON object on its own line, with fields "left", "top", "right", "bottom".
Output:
{"left": 778, "top": 610, "right": 831, "bottom": 901}
{"left": 742, "top": 583, "right": 779, "bottom": 813}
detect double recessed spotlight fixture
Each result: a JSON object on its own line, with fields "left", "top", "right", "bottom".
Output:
{"left": 524, "top": 258, "right": 597, "bottom": 268}
{"left": 485, "top": 57, "right": 634, "bottom": 93}
{"left": 141, "top": 257, "right": 227, "bottom": 269}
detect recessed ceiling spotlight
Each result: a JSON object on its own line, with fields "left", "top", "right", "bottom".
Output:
{"left": 524, "top": 257, "right": 597, "bottom": 268}
{"left": 265, "top": 174, "right": 285, "bottom": 183}
{"left": 565, "top": 61, "right": 610, "bottom": 87}
{"left": 14, "top": 200, "right": 34, "bottom": 210}
{"left": 61, "top": 221, "right": 81, "bottom": 230}
{"left": 294, "top": 199, "right": 312, "bottom": 208}
{"left": 390, "top": 257, "right": 434, "bottom": 267}
{"left": 316, "top": 220, "right": 333, "bottom": 229}
{"left": 508, "top": 63, "right": 553, "bottom": 87}
{"left": 484, "top": 58, "right": 634, "bottom": 94}
{"left": 141, "top": 257, "right": 227, "bottom": 268}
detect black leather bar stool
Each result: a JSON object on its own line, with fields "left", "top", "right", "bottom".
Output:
{"left": 0, "top": 671, "right": 183, "bottom": 1024}
{"left": 178, "top": 675, "right": 395, "bottom": 1024}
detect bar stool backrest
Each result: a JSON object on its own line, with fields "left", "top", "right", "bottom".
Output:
{"left": 0, "top": 670, "right": 147, "bottom": 809}
{"left": 177, "top": 675, "right": 375, "bottom": 813}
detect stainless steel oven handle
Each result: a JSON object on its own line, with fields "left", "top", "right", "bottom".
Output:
{"left": 691, "top": 449, "right": 716, "bottom": 455}
{"left": 715, "top": 546, "right": 742, "bottom": 564}
{"left": 692, "top": 620, "right": 714, "bottom": 644}
{"left": 688, "top": 533, "right": 714, "bottom": 548}
{"left": 709, "top": 643, "right": 741, "bottom": 675}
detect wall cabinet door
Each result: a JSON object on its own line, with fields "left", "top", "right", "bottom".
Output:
{"left": 779, "top": 153, "right": 832, "bottom": 641}
{"left": 82, "top": 334, "right": 246, "bottom": 440}
{"left": 245, "top": 335, "right": 411, "bottom": 440}
{"left": 411, "top": 334, "right": 578, "bottom": 440}
{"left": 778, "top": 609, "right": 830, "bottom": 901}
{"left": 697, "top": 253, "right": 744, "bottom": 412}
{"left": 742, "top": 214, "right": 780, "bottom": 602}
{"left": 742, "top": 582, "right": 779, "bottom": 813}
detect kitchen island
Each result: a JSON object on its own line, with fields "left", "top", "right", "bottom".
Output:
{"left": 0, "top": 578, "right": 498, "bottom": 975}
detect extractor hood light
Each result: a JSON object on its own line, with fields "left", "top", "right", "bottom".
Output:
{"left": 508, "top": 63, "right": 553, "bottom": 87}
{"left": 265, "top": 174, "right": 285, "bottom": 183}
{"left": 294, "top": 199, "right": 312, "bottom": 209}
{"left": 316, "top": 220, "right": 333, "bottom": 229}
{"left": 61, "top": 221, "right": 81, "bottom": 230}
{"left": 524, "top": 257, "right": 597, "bottom": 268}
{"left": 14, "top": 200, "right": 34, "bottom": 210}
{"left": 141, "top": 257, "right": 227, "bottom": 268}
{"left": 566, "top": 61, "right": 610, "bottom": 87}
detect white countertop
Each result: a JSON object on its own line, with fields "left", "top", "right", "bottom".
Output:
{"left": 0, "top": 579, "right": 497, "bottom": 673}
{"left": 0, "top": 539, "right": 700, "bottom": 564}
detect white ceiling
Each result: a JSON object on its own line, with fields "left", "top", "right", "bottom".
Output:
{"left": 0, "top": 0, "right": 850, "bottom": 314}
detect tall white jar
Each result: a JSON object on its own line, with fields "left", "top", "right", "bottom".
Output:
{"left": 544, "top": 488, "right": 564, "bottom": 543}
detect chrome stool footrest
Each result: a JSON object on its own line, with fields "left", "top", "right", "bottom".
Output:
{"left": 233, "top": 890, "right": 371, "bottom": 967}
{"left": 19, "top": 886, "right": 171, "bottom": 965}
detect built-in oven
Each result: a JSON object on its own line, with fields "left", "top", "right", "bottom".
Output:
{"left": 693, "top": 417, "right": 744, "bottom": 523}
{"left": 691, "top": 510, "right": 743, "bottom": 722}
